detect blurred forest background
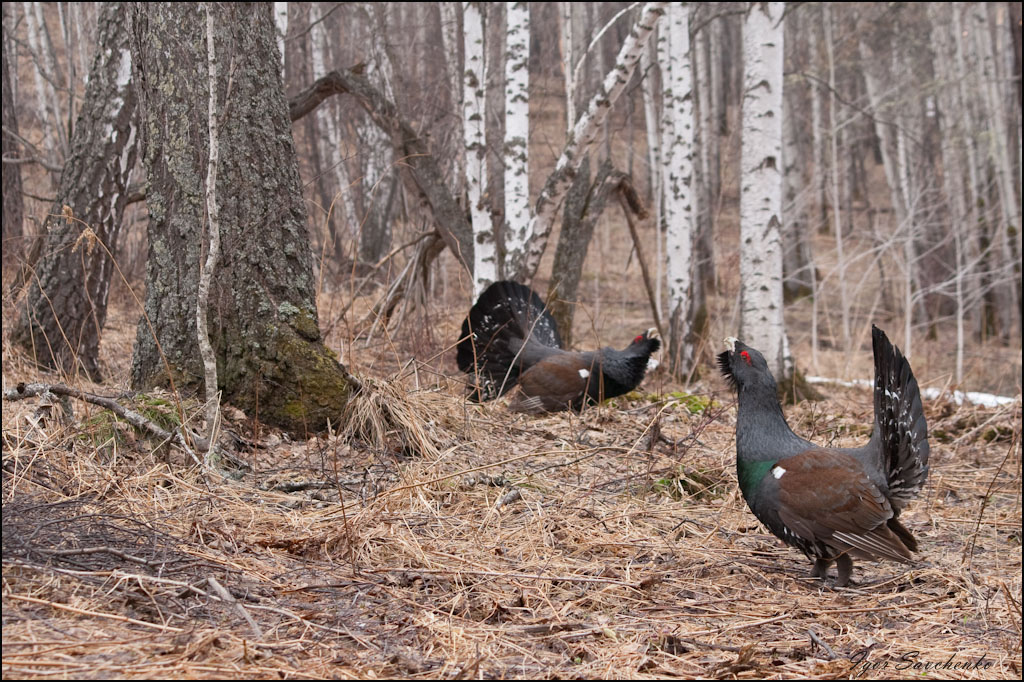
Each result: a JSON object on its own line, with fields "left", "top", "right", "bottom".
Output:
{"left": 2, "top": 2, "right": 1021, "bottom": 397}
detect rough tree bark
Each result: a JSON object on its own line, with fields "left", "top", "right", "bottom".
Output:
{"left": 13, "top": 1, "right": 138, "bottom": 381}
{"left": 546, "top": 157, "right": 618, "bottom": 348}
{"left": 128, "top": 3, "right": 352, "bottom": 436}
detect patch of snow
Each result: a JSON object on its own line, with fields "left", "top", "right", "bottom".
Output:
{"left": 806, "top": 376, "right": 1019, "bottom": 408}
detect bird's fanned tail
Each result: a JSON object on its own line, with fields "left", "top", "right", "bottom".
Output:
{"left": 457, "top": 281, "right": 562, "bottom": 401}
{"left": 871, "top": 325, "right": 930, "bottom": 509}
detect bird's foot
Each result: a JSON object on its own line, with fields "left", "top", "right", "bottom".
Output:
{"left": 810, "top": 558, "right": 832, "bottom": 579}
{"left": 834, "top": 553, "right": 854, "bottom": 587}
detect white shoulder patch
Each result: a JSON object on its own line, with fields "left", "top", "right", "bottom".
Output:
{"left": 771, "top": 465, "right": 786, "bottom": 479}
{"left": 578, "top": 368, "right": 590, "bottom": 379}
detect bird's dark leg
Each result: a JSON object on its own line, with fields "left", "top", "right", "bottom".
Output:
{"left": 835, "top": 553, "right": 854, "bottom": 587}
{"left": 810, "top": 558, "right": 832, "bottom": 579}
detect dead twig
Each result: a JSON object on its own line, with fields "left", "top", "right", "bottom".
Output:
{"left": 207, "top": 576, "right": 264, "bottom": 640}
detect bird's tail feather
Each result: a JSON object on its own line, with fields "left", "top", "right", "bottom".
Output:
{"left": 457, "top": 281, "right": 562, "bottom": 401}
{"left": 872, "top": 325, "right": 930, "bottom": 508}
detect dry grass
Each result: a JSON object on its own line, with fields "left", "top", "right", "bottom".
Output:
{"left": 3, "top": 295, "right": 1021, "bottom": 679}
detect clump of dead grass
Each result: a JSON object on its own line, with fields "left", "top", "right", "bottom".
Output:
{"left": 337, "top": 373, "right": 453, "bottom": 461}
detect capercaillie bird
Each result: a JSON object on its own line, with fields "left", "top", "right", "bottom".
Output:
{"left": 457, "top": 281, "right": 660, "bottom": 413}
{"left": 718, "top": 326, "right": 929, "bottom": 586}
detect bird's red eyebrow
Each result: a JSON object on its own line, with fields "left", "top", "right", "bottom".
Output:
{"left": 634, "top": 334, "right": 643, "bottom": 343}
{"left": 740, "top": 350, "right": 752, "bottom": 365}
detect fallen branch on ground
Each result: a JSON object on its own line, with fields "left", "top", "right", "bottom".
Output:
{"left": 2, "top": 382, "right": 249, "bottom": 472}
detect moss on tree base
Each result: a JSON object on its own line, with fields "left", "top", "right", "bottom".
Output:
{"left": 222, "top": 321, "right": 352, "bottom": 437}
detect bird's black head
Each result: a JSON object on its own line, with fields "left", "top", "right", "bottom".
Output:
{"left": 628, "top": 328, "right": 662, "bottom": 356}
{"left": 717, "top": 337, "right": 776, "bottom": 393}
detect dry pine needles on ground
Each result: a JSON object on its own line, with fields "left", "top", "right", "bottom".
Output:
{"left": 2, "top": 346, "right": 1022, "bottom": 679}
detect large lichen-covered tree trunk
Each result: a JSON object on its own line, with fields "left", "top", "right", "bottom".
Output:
{"left": 13, "top": 2, "right": 137, "bottom": 381}
{"left": 127, "top": 3, "right": 351, "bottom": 436}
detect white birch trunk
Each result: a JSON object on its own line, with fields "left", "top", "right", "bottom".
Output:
{"left": 273, "top": 2, "right": 288, "bottom": 71}
{"left": 561, "top": 2, "right": 575, "bottom": 130}
{"left": 440, "top": 2, "right": 465, "bottom": 202}
{"left": 503, "top": 2, "right": 531, "bottom": 275}
{"left": 464, "top": 1, "right": 494, "bottom": 294}
{"left": 661, "top": 3, "right": 696, "bottom": 376}
{"left": 516, "top": 1, "right": 668, "bottom": 283}
{"left": 739, "top": 1, "right": 788, "bottom": 378}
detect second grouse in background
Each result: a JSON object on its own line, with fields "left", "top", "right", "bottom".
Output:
{"left": 457, "top": 281, "right": 660, "bottom": 413}
{"left": 718, "top": 326, "right": 930, "bottom": 587}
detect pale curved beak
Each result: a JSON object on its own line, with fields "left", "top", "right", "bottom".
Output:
{"left": 724, "top": 337, "right": 738, "bottom": 353}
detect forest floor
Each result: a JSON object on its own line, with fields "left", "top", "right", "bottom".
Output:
{"left": 2, "top": 285, "right": 1021, "bottom": 680}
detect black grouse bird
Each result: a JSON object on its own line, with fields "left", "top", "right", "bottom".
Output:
{"left": 457, "top": 280, "right": 660, "bottom": 413}
{"left": 718, "top": 326, "right": 929, "bottom": 586}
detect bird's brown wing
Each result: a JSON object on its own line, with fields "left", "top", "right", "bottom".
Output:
{"left": 511, "top": 353, "right": 594, "bottom": 413}
{"left": 774, "top": 450, "right": 915, "bottom": 563}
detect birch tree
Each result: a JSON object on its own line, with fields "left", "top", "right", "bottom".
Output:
{"left": 659, "top": 3, "right": 698, "bottom": 377}
{"left": 273, "top": 2, "right": 287, "bottom": 70}
{"left": 739, "top": 1, "right": 788, "bottom": 378}
{"left": 464, "top": 1, "right": 493, "bottom": 294}
{"left": 439, "top": 2, "right": 464, "bottom": 204}
{"left": 560, "top": 3, "right": 576, "bottom": 131}
{"left": 930, "top": 3, "right": 973, "bottom": 384}
{"left": 502, "top": 2, "right": 530, "bottom": 275}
